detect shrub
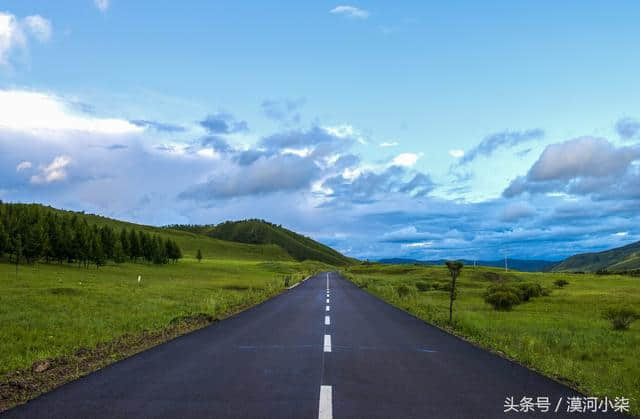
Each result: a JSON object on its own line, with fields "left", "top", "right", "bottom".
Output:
{"left": 602, "top": 306, "right": 639, "bottom": 330}
{"left": 515, "top": 282, "right": 543, "bottom": 301}
{"left": 396, "top": 284, "right": 412, "bottom": 298}
{"left": 415, "top": 281, "right": 432, "bottom": 291}
{"left": 484, "top": 283, "right": 521, "bottom": 311}
{"left": 482, "top": 272, "right": 502, "bottom": 281}
{"left": 432, "top": 281, "right": 452, "bottom": 292}
{"left": 554, "top": 279, "right": 569, "bottom": 288}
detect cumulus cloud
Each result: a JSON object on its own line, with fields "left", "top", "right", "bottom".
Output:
{"left": 261, "top": 98, "right": 304, "bottom": 124}
{"left": 329, "top": 5, "right": 370, "bottom": 19}
{"left": 31, "top": 156, "right": 71, "bottom": 184}
{"left": 460, "top": 128, "right": 544, "bottom": 164}
{"left": 180, "top": 153, "right": 318, "bottom": 199}
{"left": 16, "top": 161, "right": 32, "bottom": 171}
{"left": 615, "top": 117, "right": 640, "bottom": 141}
{"left": 503, "top": 137, "right": 640, "bottom": 198}
{"left": 449, "top": 149, "right": 464, "bottom": 158}
{"left": 199, "top": 112, "right": 248, "bottom": 134}
{"left": 391, "top": 152, "right": 421, "bottom": 167}
{"left": 321, "top": 165, "right": 434, "bottom": 204}
{"left": 129, "top": 119, "right": 185, "bottom": 133}
{"left": 0, "top": 13, "right": 52, "bottom": 66}
{"left": 23, "top": 15, "right": 52, "bottom": 42}
{"left": 500, "top": 202, "right": 535, "bottom": 222}
{"left": 94, "top": 0, "right": 110, "bottom": 12}
{"left": 0, "top": 90, "right": 143, "bottom": 136}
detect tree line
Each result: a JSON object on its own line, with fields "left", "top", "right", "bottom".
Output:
{"left": 0, "top": 202, "right": 182, "bottom": 268}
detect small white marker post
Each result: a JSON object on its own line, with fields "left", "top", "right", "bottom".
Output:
{"left": 137, "top": 275, "right": 141, "bottom": 285}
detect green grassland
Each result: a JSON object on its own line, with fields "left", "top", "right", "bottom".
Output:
{"left": 0, "top": 257, "right": 329, "bottom": 376}
{"left": 342, "top": 264, "right": 640, "bottom": 415}
{"left": 176, "top": 219, "right": 354, "bottom": 266}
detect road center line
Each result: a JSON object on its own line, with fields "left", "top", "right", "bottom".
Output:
{"left": 323, "top": 334, "right": 332, "bottom": 352}
{"left": 326, "top": 305, "right": 330, "bottom": 311}
{"left": 318, "top": 385, "right": 333, "bottom": 419}
{"left": 325, "top": 315, "right": 330, "bottom": 325}
{"left": 326, "top": 298, "right": 330, "bottom": 303}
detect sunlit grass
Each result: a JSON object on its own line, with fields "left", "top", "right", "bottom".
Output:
{"left": 0, "top": 258, "right": 327, "bottom": 374}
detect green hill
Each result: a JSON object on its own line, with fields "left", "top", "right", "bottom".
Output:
{"left": 551, "top": 240, "right": 640, "bottom": 273}
{"left": 1, "top": 203, "right": 293, "bottom": 262}
{"left": 176, "top": 219, "right": 353, "bottom": 266}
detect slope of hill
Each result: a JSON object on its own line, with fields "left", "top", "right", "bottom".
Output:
{"left": 176, "top": 219, "right": 353, "bottom": 266}
{"left": 551, "top": 240, "right": 640, "bottom": 272}
{"left": 1, "top": 203, "right": 293, "bottom": 261}
{"left": 377, "top": 258, "right": 557, "bottom": 272}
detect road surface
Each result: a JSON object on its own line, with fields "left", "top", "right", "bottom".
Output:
{"left": 3, "top": 272, "right": 624, "bottom": 418}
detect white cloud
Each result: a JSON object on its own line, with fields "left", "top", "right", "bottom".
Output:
{"left": 23, "top": 15, "right": 52, "bottom": 42}
{"left": 322, "top": 124, "right": 366, "bottom": 144}
{"left": 31, "top": 155, "right": 71, "bottom": 184}
{"left": 0, "top": 90, "right": 144, "bottom": 136}
{"left": 16, "top": 161, "right": 32, "bottom": 171}
{"left": 0, "top": 13, "right": 27, "bottom": 66}
{"left": 330, "top": 5, "right": 370, "bottom": 19}
{"left": 614, "top": 231, "right": 628, "bottom": 237}
{"left": 94, "top": 0, "right": 110, "bottom": 12}
{"left": 379, "top": 141, "right": 399, "bottom": 147}
{"left": 402, "top": 241, "right": 433, "bottom": 248}
{"left": 391, "top": 152, "right": 421, "bottom": 167}
{"left": 0, "top": 13, "right": 53, "bottom": 66}
{"left": 449, "top": 149, "right": 465, "bottom": 158}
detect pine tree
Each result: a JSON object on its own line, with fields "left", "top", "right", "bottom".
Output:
{"left": 128, "top": 229, "right": 140, "bottom": 261}
{"left": 119, "top": 229, "right": 130, "bottom": 257}
{"left": 196, "top": 249, "right": 202, "bottom": 263}
{"left": 113, "top": 239, "right": 126, "bottom": 263}
{"left": 14, "top": 234, "right": 22, "bottom": 276}
{"left": 0, "top": 221, "right": 8, "bottom": 258}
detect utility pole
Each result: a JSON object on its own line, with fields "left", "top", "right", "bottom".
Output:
{"left": 505, "top": 255, "right": 508, "bottom": 272}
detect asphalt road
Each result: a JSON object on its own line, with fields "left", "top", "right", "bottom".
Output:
{"left": 3, "top": 272, "right": 626, "bottom": 418}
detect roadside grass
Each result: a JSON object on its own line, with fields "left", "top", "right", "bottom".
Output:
{"left": 0, "top": 258, "right": 326, "bottom": 376}
{"left": 343, "top": 264, "right": 640, "bottom": 416}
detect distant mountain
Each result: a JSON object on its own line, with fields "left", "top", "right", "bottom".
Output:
{"left": 550, "top": 240, "right": 640, "bottom": 273}
{"left": 377, "top": 258, "right": 557, "bottom": 272}
{"left": 173, "top": 219, "right": 353, "bottom": 266}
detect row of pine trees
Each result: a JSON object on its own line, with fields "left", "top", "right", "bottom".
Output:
{"left": 0, "top": 202, "right": 182, "bottom": 268}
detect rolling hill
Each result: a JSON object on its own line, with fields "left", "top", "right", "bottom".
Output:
{"left": 550, "top": 240, "right": 640, "bottom": 273}
{"left": 1, "top": 203, "right": 293, "bottom": 262}
{"left": 173, "top": 220, "right": 353, "bottom": 266}
{"left": 377, "top": 258, "right": 556, "bottom": 272}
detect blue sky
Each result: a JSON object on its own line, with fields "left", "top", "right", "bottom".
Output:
{"left": 1, "top": 1, "right": 640, "bottom": 260}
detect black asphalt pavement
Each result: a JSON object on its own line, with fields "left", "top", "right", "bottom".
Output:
{"left": 3, "top": 272, "right": 626, "bottom": 418}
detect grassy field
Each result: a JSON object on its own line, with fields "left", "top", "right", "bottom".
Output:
{"left": 342, "top": 264, "right": 640, "bottom": 415}
{"left": 0, "top": 257, "right": 328, "bottom": 376}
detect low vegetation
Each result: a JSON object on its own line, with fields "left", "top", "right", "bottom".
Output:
{"left": 342, "top": 263, "right": 640, "bottom": 416}
{"left": 602, "top": 306, "right": 639, "bottom": 331}
{"left": 172, "top": 219, "right": 353, "bottom": 266}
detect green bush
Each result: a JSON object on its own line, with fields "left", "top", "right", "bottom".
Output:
{"left": 602, "top": 306, "right": 639, "bottom": 330}
{"left": 432, "top": 281, "right": 452, "bottom": 292}
{"left": 484, "top": 283, "right": 521, "bottom": 311}
{"left": 396, "top": 284, "right": 412, "bottom": 298}
{"left": 415, "top": 281, "right": 432, "bottom": 291}
{"left": 554, "top": 279, "right": 569, "bottom": 288}
{"left": 515, "top": 282, "right": 543, "bottom": 301}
